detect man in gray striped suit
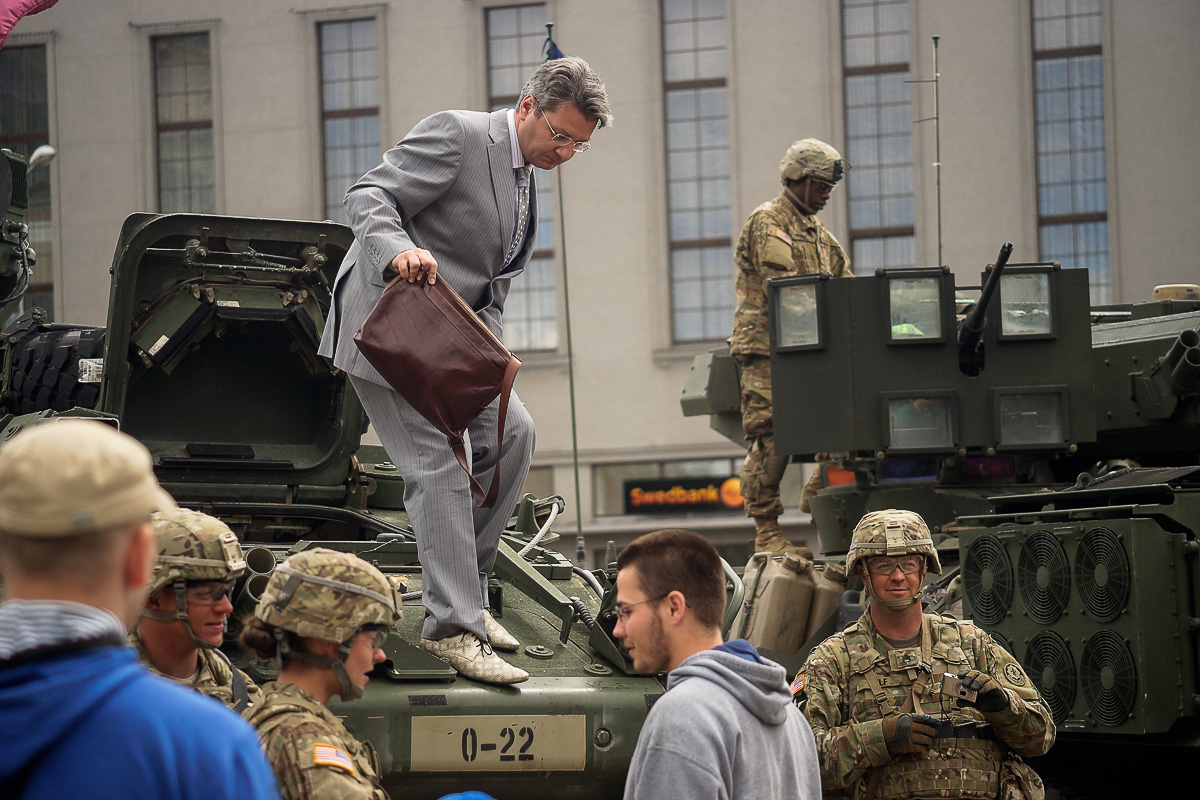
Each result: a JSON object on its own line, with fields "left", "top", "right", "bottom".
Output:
{"left": 319, "top": 57, "right": 612, "bottom": 684}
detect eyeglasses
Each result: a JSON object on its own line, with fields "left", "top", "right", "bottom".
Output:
{"left": 810, "top": 178, "right": 837, "bottom": 194}
{"left": 185, "top": 580, "right": 235, "bottom": 605}
{"left": 542, "top": 113, "right": 591, "bottom": 153}
{"left": 615, "top": 593, "right": 668, "bottom": 622}
{"left": 866, "top": 556, "right": 924, "bottom": 576}
{"left": 359, "top": 628, "right": 389, "bottom": 652}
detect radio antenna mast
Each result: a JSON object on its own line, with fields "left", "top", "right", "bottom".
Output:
{"left": 912, "top": 35, "right": 943, "bottom": 264}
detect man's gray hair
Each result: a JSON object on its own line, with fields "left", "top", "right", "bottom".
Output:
{"left": 519, "top": 56, "right": 613, "bottom": 129}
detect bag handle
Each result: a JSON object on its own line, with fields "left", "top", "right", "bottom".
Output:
{"left": 448, "top": 356, "right": 520, "bottom": 508}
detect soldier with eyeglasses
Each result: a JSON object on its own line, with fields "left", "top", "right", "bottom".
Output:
{"left": 795, "top": 509, "right": 1055, "bottom": 800}
{"left": 131, "top": 509, "right": 264, "bottom": 714}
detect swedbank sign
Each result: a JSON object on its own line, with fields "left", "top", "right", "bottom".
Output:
{"left": 623, "top": 476, "right": 743, "bottom": 515}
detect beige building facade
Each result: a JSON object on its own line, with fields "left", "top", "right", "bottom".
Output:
{"left": 5, "top": 0, "right": 1199, "bottom": 566}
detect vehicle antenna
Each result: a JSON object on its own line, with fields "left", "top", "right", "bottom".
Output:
{"left": 547, "top": 22, "right": 585, "bottom": 541}
{"left": 911, "top": 35, "right": 943, "bottom": 265}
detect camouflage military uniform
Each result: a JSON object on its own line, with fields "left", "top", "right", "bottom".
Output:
{"left": 248, "top": 680, "right": 388, "bottom": 800}
{"left": 800, "top": 610, "right": 1055, "bottom": 799}
{"left": 732, "top": 192, "right": 851, "bottom": 520}
{"left": 128, "top": 628, "right": 263, "bottom": 714}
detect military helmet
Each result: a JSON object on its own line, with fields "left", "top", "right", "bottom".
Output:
{"left": 149, "top": 509, "right": 246, "bottom": 595}
{"left": 255, "top": 547, "right": 400, "bottom": 646}
{"left": 780, "top": 138, "right": 849, "bottom": 186}
{"left": 845, "top": 508, "right": 942, "bottom": 576}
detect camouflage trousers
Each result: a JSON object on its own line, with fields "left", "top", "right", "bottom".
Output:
{"left": 736, "top": 354, "right": 788, "bottom": 521}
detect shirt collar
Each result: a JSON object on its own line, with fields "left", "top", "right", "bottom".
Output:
{"left": 506, "top": 108, "right": 526, "bottom": 169}
{"left": 0, "top": 599, "right": 127, "bottom": 662}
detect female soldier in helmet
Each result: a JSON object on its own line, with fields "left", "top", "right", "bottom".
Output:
{"left": 241, "top": 548, "right": 401, "bottom": 800}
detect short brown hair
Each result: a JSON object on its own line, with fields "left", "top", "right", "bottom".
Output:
{"left": 0, "top": 523, "right": 140, "bottom": 583}
{"left": 617, "top": 529, "right": 725, "bottom": 629}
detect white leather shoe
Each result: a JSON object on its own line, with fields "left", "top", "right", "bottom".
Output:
{"left": 484, "top": 610, "right": 520, "bottom": 651}
{"left": 419, "top": 632, "right": 529, "bottom": 684}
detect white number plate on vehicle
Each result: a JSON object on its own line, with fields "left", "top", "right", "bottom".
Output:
{"left": 410, "top": 715, "right": 586, "bottom": 771}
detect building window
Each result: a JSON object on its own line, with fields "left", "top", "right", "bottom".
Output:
{"left": 318, "top": 18, "right": 380, "bottom": 224}
{"left": 486, "top": 3, "right": 558, "bottom": 352}
{"left": 152, "top": 33, "right": 215, "bottom": 213}
{"left": 1032, "top": 0, "right": 1108, "bottom": 303}
{"left": 522, "top": 465, "right": 554, "bottom": 499}
{"left": 662, "top": 0, "right": 732, "bottom": 343}
{"left": 0, "top": 44, "right": 53, "bottom": 318}
{"left": 842, "top": 0, "right": 915, "bottom": 273}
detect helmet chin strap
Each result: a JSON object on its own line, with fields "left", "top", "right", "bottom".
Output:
{"left": 288, "top": 634, "right": 362, "bottom": 700}
{"left": 784, "top": 183, "right": 816, "bottom": 215}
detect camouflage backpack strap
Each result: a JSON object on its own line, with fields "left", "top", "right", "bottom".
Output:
{"left": 899, "top": 615, "right": 935, "bottom": 714}
{"left": 843, "top": 623, "right": 892, "bottom": 711}
{"left": 207, "top": 647, "right": 250, "bottom": 713}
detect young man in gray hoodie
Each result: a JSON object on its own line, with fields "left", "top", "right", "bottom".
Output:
{"left": 614, "top": 528, "right": 821, "bottom": 800}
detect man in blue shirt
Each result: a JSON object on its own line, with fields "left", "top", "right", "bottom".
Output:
{"left": 0, "top": 420, "right": 280, "bottom": 800}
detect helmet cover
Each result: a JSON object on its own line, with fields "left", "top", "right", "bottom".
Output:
{"left": 780, "top": 138, "right": 849, "bottom": 185}
{"left": 846, "top": 508, "right": 942, "bottom": 577}
{"left": 149, "top": 509, "right": 246, "bottom": 595}
{"left": 255, "top": 548, "right": 400, "bottom": 646}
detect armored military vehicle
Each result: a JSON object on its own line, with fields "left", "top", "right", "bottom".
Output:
{"left": 0, "top": 213, "right": 734, "bottom": 800}
{"left": 683, "top": 246, "right": 1200, "bottom": 795}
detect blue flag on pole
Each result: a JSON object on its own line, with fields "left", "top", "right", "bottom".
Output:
{"left": 542, "top": 22, "right": 565, "bottom": 60}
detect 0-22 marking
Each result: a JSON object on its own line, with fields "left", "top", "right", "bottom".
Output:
{"left": 461, "top": 725, "right": 535, "bottom": 762}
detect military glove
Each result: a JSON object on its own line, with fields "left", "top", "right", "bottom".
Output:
{"left": 956, "top": 668, "right": 1009, "bottom": 712}
{"left": 881, "top": 713, "right": 939, "bottom": 755}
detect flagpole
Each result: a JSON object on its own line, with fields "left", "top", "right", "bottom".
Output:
{"left": 543, "top": 23, "right": 585, "bottom": 543}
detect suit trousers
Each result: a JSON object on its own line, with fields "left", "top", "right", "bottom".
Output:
{"left": 350, "top": 375, "right": 536, "bottom": 642}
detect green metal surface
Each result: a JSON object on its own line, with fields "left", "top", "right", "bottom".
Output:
{"left": 0, "top": 213, "right": 668, "bottom": 800}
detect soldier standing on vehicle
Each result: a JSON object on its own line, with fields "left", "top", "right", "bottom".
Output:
{"left": 797, "top": 509, "right": 1055, "bottom": 799}
{"left": 131, "top": 509, "right": 263, "bottom": 714}
{"left": 242, "top": 548, "right": 401, "bottom": 800}
{"left": 0, "top": 420, "right": 279, "bottom": 800}
{"left": 731, "top": 138, "right": 852, "bottom": 556}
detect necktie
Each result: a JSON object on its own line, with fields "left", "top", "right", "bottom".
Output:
{"left": 506, "top": 166, "right": 532, "bottom": 265}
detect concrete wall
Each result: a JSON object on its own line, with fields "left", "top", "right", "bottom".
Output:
{"left": 9, "top": 0, "right": 1199, "bottom": 562}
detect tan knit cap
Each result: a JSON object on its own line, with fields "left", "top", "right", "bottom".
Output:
{"left": 0, "top": 419, "right": 177, "bottom": 537}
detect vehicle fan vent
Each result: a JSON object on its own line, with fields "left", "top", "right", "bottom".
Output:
{"left": 1025, "top": 631, "right": 1076, "bottom": 724}
{"left": 1017, "top": 530, "right": 1070, "bottom": 624}
{"left": 1074, "top": 527, "right": 1130, "bottom": 623}
{"left": 962, "top": 534, "right": 1013, "bottom": 625}
{"left": 1081, "top": 629, "right": 1136, "bottom": 726}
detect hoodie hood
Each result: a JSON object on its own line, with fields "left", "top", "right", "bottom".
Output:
{"left": 0, "top": 645, "right": 145, "bottom": 782}
{"left": 667, "top": 647, "right": 793, "bottom": 725}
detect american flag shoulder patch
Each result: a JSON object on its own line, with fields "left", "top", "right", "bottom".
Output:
{"left": 313, "top": 743, "right": 355, "bottom": 775}
{"left": 773, "top": 228, "right": 793, "bottom": 244}
{"left": 789, "top": 672, "right": 805, "bottom": 696}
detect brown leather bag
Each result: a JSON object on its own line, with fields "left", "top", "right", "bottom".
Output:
{"left": 353, "top": 274, "right": 520, "bottom": 507}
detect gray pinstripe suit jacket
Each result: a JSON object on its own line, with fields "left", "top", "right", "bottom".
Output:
{"left": 318, "top": 108, "right": 537, "bottom": 383}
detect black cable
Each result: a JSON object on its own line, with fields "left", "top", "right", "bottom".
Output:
{"left": 569, "top": 596, "right": 596, "bottom": 630}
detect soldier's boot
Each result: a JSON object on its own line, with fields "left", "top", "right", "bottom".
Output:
{"left": 799, "top": 462, "right": 824, "bottom": 514}
{"left": 753, "top": 519, "right": 813, "bottom": 559}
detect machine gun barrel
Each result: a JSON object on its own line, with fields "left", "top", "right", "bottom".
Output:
{"left": 957, "top": 242, "right": 1013, "bottom": 359}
